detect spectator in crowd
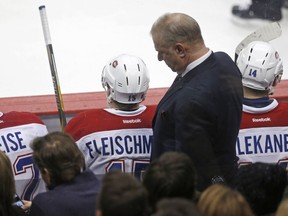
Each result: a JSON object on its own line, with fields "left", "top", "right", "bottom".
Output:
{"left": 281, "top": 183, "right": 288, "bottom": 201}
{"left": 154, "top": 198, "right": 203, "bottom": 216}
{"left": 198, "top": 184, "right": 254, "bottom": 216}
{"left": 275, "top": 198, "right": 288, "bottom": 216}
{"left": 29, "top": 131, "right": 100, "bottom": 216}
{"left": 65, "top": 54, "right": 155, "bottom": 180}
{"left": 96, "top": 170, "right": 149, "bottom": 216}
{"left": 0, "top": 111, "right": 49, "bottom": 201}
{"left": 0, "top": 150, "right": 29, "bottom": 216}
{"left": 142, "top": 151, "right": 198, "bottom": 213}
{"left": 235, "top": 41, "right": 288, "bottom": 167}
{"left": 233, "top": 162, "right": 287, "bottom": 216}
{"left": 232, "top": 0, "right": 283, "bottom": 21}
{"left": 149, "top": 12, "right": 243, "bottom": 191}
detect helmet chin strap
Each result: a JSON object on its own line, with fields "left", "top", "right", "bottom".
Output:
{"left": 269, "top": 75, "right": 282, "bottom": 95}
{"left": 104, "top": 84, "right": 112, "bottom": 102}
{"left": 107, "top": 96, "right": 113, "bottom": 105}
{"left": 106, "top": 86, "right": 114, "bottom": 106}
{"left": 102, "top": 83, "right": 115, "bottom": 109}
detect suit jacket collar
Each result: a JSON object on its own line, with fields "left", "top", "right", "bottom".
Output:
{"left": 157, "top": 52, "right": 215, "bottom": 108}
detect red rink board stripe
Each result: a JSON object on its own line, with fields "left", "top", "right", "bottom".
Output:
{"left": 0, "top": 87, "right": 168, "bottom": 116}
{"left": 1, "top": 81, "right": 288, "bottom": 117}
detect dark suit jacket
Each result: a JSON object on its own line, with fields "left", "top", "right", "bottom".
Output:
{"left": 29, "top": 169, "right": 100, "bottom": 216}
{"left": 151, "top": 51, "right": 243, "bottom": 191}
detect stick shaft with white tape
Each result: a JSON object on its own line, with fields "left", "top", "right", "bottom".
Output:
{"left": 235, "top": 22, "right": 282, "bottom": 62}
{"left": 39, "top": 5, "right": 67, "bottom": 131}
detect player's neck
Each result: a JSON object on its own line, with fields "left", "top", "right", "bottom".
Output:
{"left": 243, "top": 86, "right": 269, "bottom": 99}
{"left": 108, "top": 100, "right": 140, "bottom": 111}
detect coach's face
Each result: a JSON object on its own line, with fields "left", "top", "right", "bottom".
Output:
{"left": 153, "top": 36, "right": 186, "bottom": 74}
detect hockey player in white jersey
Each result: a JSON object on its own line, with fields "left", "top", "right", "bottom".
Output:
{"left": 236, "top": 41, "right": 288, "bottom": 167}
{"left": 65, "top": 54, "right": 155, "bottom": 180}
{"left": 0, "top": 111, "right": 49, "bottom": 201}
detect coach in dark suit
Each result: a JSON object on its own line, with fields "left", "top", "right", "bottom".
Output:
{"left": 150, "top": 13, "right": 243, "bottom": 191}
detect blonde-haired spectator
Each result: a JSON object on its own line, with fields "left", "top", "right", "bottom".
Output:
{"left": 198, "top": 184, "right": 254, "bottom": 216}
{"left": 275, "top": 198, "right": 288, "bottom": 216}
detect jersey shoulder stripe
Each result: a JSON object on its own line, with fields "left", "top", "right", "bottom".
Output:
{"left": 0, "top": 111, "right": 45, "bottom": 129}
{"left": 65, "top": 105, "right": 156, "bottom": 142}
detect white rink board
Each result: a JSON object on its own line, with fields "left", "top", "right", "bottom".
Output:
{"left": 0, "top": 0, "right": 287, "bottom": 98}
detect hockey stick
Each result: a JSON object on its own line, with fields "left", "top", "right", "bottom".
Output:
{"left": 235, "top": 22, "right": 282, "bottom": 62}
{"left": 39, "top": 5, "right": 67, "bottom": 131}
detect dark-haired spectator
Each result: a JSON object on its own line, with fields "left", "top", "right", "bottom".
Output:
{"left": 29, "top": 131, "right": 100, "bottom": 216}
{"left": 96, "top": 170, "right": 149, "bottom": 216}
{"left": 142, "top": 151, "right": 198, "bottom": 213}
{"left": 233, "top": 162, "right": 287, "bottom": 216}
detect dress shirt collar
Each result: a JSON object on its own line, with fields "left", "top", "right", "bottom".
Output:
{"left": 180, "top": 49, "right": 212, "bottom": 77}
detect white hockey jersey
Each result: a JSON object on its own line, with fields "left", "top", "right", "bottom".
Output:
{"left": 0, "top": 111, "right": 49, "bottom": 200}
{"left": 236, "top": 99, "right": 288, "bottom": 168}
{"left": 65, "top": 105, "right": 156, "bottom": 180}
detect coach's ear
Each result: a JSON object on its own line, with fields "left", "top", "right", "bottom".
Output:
{"left": 96, "top": 209, "right": 102, "bottom": 216}
{"left": 174, "top": 43, "right": 185, "bottom": 57}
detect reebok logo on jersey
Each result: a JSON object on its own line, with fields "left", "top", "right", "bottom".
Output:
{"left": 252, "top": 117, "right": 271, "bottom": 122}
{"left": 123, "top": 119, "right": 142, "bottom": 124}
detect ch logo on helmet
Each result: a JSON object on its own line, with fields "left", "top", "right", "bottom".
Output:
{"left": 249, "top": 69, "right": 257, "bottom": 77}
{"left": 112, "top": 60, "right": 118, "bottom": 68}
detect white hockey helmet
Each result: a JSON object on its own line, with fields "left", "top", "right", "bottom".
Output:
{"left": 236, "top": 41, "right": 283, "bottom": 91}
{"left": 101, "top": 54, "right": 150, "bottom": 104}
